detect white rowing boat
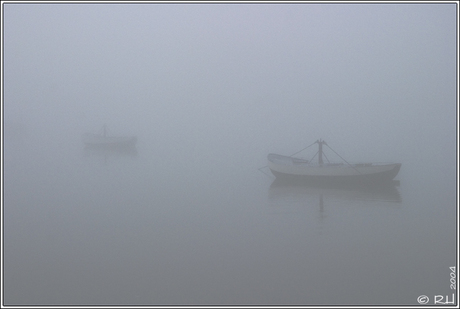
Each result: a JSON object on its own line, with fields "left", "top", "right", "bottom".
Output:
{"left": 268, "top": 139, "right": 401, "bottom": 184}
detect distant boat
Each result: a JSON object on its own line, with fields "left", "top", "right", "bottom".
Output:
{"left": 268, "top": 139, "right": 401, "bottom": 184}
{"left": 82, "top": 125, "right": 137, "bottom": 150}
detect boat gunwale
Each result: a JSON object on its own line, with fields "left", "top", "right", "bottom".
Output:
{"left": 268, "top": 153, "right": 399, "bottom": 168}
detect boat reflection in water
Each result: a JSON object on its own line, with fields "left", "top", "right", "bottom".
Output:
{"left": 268, "top": 177, "right": 402, "bottom": 215}
{"left": 83, "top": 144, "right": 138, "bottom": 157}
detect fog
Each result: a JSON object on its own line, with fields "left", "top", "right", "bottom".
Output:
{"left": 3, "top": 2, "right": 457, "bottom": 306}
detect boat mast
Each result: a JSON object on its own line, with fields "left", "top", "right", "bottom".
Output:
{"left": 316, "top": 139, "right": 326, "bottom": 164}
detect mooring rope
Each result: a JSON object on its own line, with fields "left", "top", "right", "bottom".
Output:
{"left": 257, "top": 166, "right": 274, "bottom": 178}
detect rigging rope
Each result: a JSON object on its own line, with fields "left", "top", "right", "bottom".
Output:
{"left": 322, "top": 151, "right": 330, "bottom": 163}
{"left": 257, "top": 141, "right": 316, "bottom": 175}
{"left": 258, "top": 140, "right": 362, "bottom": 177}
{"left": 289, "top": 141, "right": 318, "bottom": 157}
{"left": 324, "top": 144, "right": 361, "bottom": 174}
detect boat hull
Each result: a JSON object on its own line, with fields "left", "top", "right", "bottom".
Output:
{"left": 268, "top": 154, "right": 401, "bottom": 184}
{"left": 82, "top": 133, "right": 137, "bottom": 150}
{"left": 269, "top": 166, "right": 401, "bottom": 184}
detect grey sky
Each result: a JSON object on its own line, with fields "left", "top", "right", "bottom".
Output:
{"left": 3, "top": 2, "right": 457, "bottom": 164}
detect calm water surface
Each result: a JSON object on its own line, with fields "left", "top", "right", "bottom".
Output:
{"left": 3, "top": 133, "right": 457, "bottom": 306}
